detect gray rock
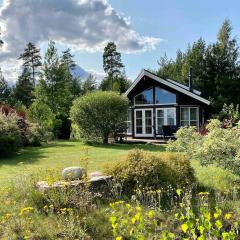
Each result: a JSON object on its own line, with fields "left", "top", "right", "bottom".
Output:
{"left": 53, "top": 180, "right": 84, "bottom": 188}
{"left": 62, "top": 167, "right": 85, "bottom": 180}
{"left": 37, "top": 169, "right": 112, "bottom": 195}
{"left": 88, "top": 171, "right": 103, "bottom": 178}
{"left": 36, "top": 181, "right": 51, "bottom": 193}
{"left": 89, "top": 175, "right": 112, "bottom": 192}
{"left": 89, "top": 175, "right": 112, "bottom": 183}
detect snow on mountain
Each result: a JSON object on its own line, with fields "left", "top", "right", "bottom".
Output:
{"left": 70, "top": 65, "right": 105, "bottom": 83}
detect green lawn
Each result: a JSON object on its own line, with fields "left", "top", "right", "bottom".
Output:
{"left": 0, "top": 140, "right": 238, "bottom": 192}
{"left": 0, "top": 140, "right": 165, "bottom": 185}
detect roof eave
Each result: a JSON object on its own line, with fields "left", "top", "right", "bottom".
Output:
{"left": 124, "top": 69, "right": 210, "bottom": 106}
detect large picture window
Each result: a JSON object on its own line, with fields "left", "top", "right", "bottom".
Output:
{"left": 134, "top": 88, "right": 153, "bottom": 105}
{"left": 155, "top": 87, "right": 176, "bottom": 104}
{"left": 180, "top": 107, "right": 199, "bottom": 127}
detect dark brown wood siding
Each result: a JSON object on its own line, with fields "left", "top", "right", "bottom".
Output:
{"left": 127, "top": 76, "right": 211, "bottom": 138}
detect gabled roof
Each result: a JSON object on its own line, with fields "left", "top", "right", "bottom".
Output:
{"left": 124, "top": 69, "right": 210, "bottom": 105}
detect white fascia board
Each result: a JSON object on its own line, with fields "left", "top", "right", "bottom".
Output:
{"left": 124, "top": 70, "right": 145, "bottom": 96}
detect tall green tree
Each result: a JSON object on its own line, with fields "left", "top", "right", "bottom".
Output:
{"left": 102, "top": 42, "right": 125, "bottom": 91}
{"left": 35, "top": 41, "right": 76, "bottom": 139}
{"left": 156, "top": 19, "right": 240, "bottom": 112}
{"left": 82, "top": 74, "right": 96, "bottom": 94}
{"left": 13, "top": 67, "right": 34, "bottom": 107}
{"left": 209, "top": 19, "right": 239, "bottom": 109}
{"left": 61, "top": 48, "right": 76, "bottom": 70}
{"left": 0, "top": 68, "right": 11, "bottom": 103}
{"left": 181, "top": 38, "right": 207, "bottom": 94}
{"left": 19, "top": 42, "right": 42, "bottom": 85}
{"left": 35, "top": 41, "right": 73, "bottom": 117}
{"left": 61, "top": 48, "right": 81, "bottom": 97}
{"left": 157, "top": 53, "right": 176, "bottom": 79}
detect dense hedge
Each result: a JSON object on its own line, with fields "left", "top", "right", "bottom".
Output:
{"left": 104, "top": 149, "right": 196, "bottom": 196}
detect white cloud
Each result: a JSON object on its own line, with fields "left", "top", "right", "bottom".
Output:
{"left": 0, "top": 0, "right": 162, "bottom": 82}
{"left": 88, "top": 69, "right": 105, "bottom": 83}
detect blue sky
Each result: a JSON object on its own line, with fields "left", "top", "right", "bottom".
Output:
{"left": 108, "top": 0, "right": 240, "bottom": 79}
{"left": 0, "top": 0, "right": 240, "bottom": 82}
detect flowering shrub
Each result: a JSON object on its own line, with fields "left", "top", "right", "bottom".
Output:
{"left": 219, "top": 103, "right": 240, "bottom": 127}
{"left": 109, "top": 201, "right": 162, "bottom": 239}
{"left": 109, "top": 191, "right": 240, "bottom": 240}
{"left": 171, "top": 191, "right": 239, "bottom": 239}
{"left": 0, "top": 109, "right": 21, "bottom": 157}
{"left": 167, "top": 119, "right": 240, "bottom": 176}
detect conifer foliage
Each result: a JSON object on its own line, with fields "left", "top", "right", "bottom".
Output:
{"left": 19, "top": 42, "right": 42, "bottom": 85}
{"left": 157, "top": 19, "right": 240, "bottom": 111}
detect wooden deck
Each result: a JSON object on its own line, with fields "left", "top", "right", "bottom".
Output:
{"left": 124, "top": 137, "right": 168, "bottom": 144}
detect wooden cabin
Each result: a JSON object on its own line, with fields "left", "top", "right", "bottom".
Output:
{"left": 124, "top": 69, "right": 211, "bottom": 139}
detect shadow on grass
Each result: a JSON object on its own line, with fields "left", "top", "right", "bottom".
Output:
{"left": 0, "top": 140, "right": 166, "bottom": 167}
{"left": 0, "top": 141, "right": 77, "bottom": 166}
{"left": 87, "top": 142, "right": 166, "bottom": 152}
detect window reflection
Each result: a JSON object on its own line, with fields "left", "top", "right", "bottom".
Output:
{"left": 135, "top": 88, "right": 153, "bottom": 105}
{"left": 155, "top": 87, "right": 176, "bottom": 104}
{"left": 134, "top": 87, "right": 176, "bottom": 105}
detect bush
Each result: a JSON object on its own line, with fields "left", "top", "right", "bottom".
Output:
{"left": 27, "top": 101, "right": 55, "bottom": 142}
{"left": 70, "top": 91, "right": 129, "bottom": 144}
{"left": 0, "top": 110, "right": 21, "bottom": 157}
{"left": 219, "top": 103, "right": 240, "bottom": 127}
{"left": 104, "top": 149, "right": 195, "bottom": 196}
{"left": 167, "top": 119, "right": 240, "bottom": 176}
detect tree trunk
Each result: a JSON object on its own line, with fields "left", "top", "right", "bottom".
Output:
{"left": 103, "top": 134, "right": 109, "bottom": 144}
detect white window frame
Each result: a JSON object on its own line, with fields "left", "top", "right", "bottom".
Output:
{"left": 126, "top": 109, "right": 132, "bottom": 135}
{"left": 134, "top": 109, "right": 154, "bottom": 137}
{"left": 155, "top": 108, "right": 176, "bottom": 135}
{"left": 180, "top": 107, "right": 199, "bottom": 128}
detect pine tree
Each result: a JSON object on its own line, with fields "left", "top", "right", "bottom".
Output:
{"left": 61, "top": 48, "right": 82, "bottom": 97}
{"left": 19, "top": 42, "right": 42, "bottom": 85}
{"left": 103, "top": 42, "right": 124, "bottom": 90}
{"left": 157, "top": 53, "right": 176, "bottom": 79}
{"left": 61, "top": 48, "right": 76, "bottom": 70}
{"left": 156, "top": 19, "right": 240, "bottom": 112}
{"left": 13, "top": 67, "right": 34, "bottom": 107}
{"left": 82, "top": 74, "right": 96, "bottom": 94}
{"left": 36, "top": 41, "right": 73, "bottom": 117}
{"left": 181, "top": 38, "right": 207, "bottom": 93}
{"left": 208, "top": 19, "right": 239, "bottom": 110}
{"left": 0, "top": 68, "right": 11, "bottom": 103}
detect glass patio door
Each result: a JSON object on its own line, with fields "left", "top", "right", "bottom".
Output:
{"left": 135, "top": 109, "right": 153, "bottom": 137}
{"left": 156, "top": 108, "right": 176, "bottom": 135}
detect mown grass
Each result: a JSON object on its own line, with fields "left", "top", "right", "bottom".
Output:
{"left": 0, "top": 140, "right": 165, "bottom": 185}
{"left": 0, "top": 140, "right": 239, "bottom": 192}
{"left": 0, "top": 140, "right": 240, "bottom": 239}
